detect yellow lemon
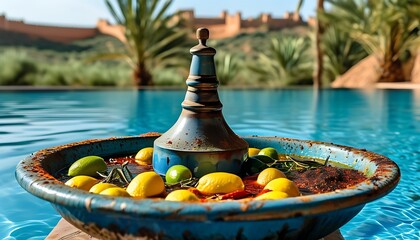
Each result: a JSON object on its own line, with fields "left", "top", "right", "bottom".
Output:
{"left": 89, "top": 182, "right": 117, "bottom": 194}
{"left": 68, "top": 156, "right": 107, "bottom": 177}
{"left": 100, "top": 187, "right": 131, "bottom": 197}
{"left": 196, "top": 172, "right": 244, "bottom": 195}
{"left": 65, "top": 176, "right": 99, "bottom": 191}
{"left": 134, "top": 147, "right": 154, "bottom": 165}
{"left": 126, "top": 171, "right": 165, "bottom": 198}
{"left": 255, "top": 191, "right": 289, "bottom": 200}
{"left": 165, "top": 190, "right": 199, "bottom": 202}
{"left": 257, "top": 168, "right": 287, "bottom": 186}
{"left": 248, "top": 148, "right": 261, "bottom": 157}
{"left": 264, "top": 178, "right": 300, "bottom": 197}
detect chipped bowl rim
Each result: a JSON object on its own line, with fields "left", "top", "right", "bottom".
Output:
{"left": 15, "top": 135, "right": 400, "bottom": 221}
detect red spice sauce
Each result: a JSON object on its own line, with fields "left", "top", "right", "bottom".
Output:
{"left": 288, "top": 166, "right": 367, "bottom": 194}
{"left": 243, "top": 175, "right": 264, "bottom": 195}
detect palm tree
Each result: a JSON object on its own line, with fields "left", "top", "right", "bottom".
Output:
{"left": 249, "top": 36, "right": 312, "bottom": 87}
{"left": 104, "top": 0, "right": 190, "bottom": 86}
{"left": 313, "top": 0, "right": 324, "bottom": 89}
{"left": 295, "top": 0, "right": 325, "bottom": 88}
{"left": 323, "top": 0, "right": 420, "bottom": 82}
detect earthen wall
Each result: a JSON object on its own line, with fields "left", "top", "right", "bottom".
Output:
{"left": 0, "top": 15, "right": 97, "bottom": 43}
{"left": 0, "top": 10, "right": 308, "bottom": 43}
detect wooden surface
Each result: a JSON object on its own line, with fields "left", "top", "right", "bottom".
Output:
{"left": 47, "top": 218, "right": 345, "bottom": 240}
{"left": 46, "top": 219, "right": 99, "bottom": 240}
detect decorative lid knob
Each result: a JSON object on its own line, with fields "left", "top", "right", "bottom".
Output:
{"left": 190, "top": 28, "right": 216, "bottom": 55}
{"left": 196, "top": 27, "right": 209, "bottom": 41}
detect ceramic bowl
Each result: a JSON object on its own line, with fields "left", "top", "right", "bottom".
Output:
{"left": 15, "top": 136, "right": 400, "bottom": 240}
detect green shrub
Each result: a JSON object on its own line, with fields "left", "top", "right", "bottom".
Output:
{"left": 0, "top": 49, "right": 38, "bottom": 85}
{"left": 0, "top": 48, "right": 132, "bottom": 87}
{"left": 34, "top": 61, "right": 131, "bottom": 87}
{"left": 151, "top": 67, "right": 186, "bottom": 86}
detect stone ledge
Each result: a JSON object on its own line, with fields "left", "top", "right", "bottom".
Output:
{"left": 375, "top": 82, "right": 420, "bottom": 89}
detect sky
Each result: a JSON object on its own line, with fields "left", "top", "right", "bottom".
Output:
{"left": 0, "top": 0, "right": 316, "bottom": 27}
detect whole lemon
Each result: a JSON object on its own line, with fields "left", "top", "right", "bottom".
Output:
{"left": 65, "top": 175, "right": 99, "bottom": 191}
{"left": 258, "top": 147, "right": 279, "bottom": 160}
{"left": 255, "top": 191, "right": 289, "bottom": 200}
{"left": 166, "top": 165, "right": 192, "bottom": 184}
{"left": 126, "top": 171, "right": 165, "bottom": 198}
{"left": 100, "top": 187, "right": 131, "bottom": 197}
{"left": 68, "top": 156, "right": 107, "bottom": 177}
{"left": 264, "top": 178, "right": 300, "bottom": 197}
{"left": 134, "top": 147, "right": 154, "bottom": 165}
{"left": 248, "top": 148, "right": 261, "bottom": 157}
{"left": 197, "top": 172, "right": 244, "bottom": 195}
{"left": 89, "top": 182, "right": 117, "bottom": 194}
{"left": 165, "top": 190, "right": 199, "bottom": 202}
{"left": 257, "top": 168, "right": 287, "bottom": 186}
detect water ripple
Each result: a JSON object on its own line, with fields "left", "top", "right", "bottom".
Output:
{"left": 1, "top": 89, "right": 419, "bottom": 239}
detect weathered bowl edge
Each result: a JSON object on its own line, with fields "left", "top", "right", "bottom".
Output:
{"left": 15, "top": 135, "right": 400, "bottom": 222}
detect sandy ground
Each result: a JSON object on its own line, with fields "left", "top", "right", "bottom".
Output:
{"left": 47, "top": 218, "right": 345, "bottom": 240}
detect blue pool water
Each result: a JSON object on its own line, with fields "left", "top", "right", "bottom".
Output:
{"left": 0, "top": 89, "right": 419, "bottom": 239}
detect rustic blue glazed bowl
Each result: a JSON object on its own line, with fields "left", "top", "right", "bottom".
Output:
{"left": 15, "top": 135, "right": 400, "bottom": 240}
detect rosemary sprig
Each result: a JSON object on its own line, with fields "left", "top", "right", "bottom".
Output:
{"left": 244, "top": 155, "right": 331, "bottom": 175}
{"left": 278, "top": 155, "right": 329, "bottom": 172}
{"left": 165, "top": 177, "right": 199, "bottom": 191}
{"left": 97, "top": 161, "right": 133, "bottom": 187}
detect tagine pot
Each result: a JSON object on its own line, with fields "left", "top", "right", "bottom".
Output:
{"left": 15, "top": 28, "right": 400, "bottom": 240}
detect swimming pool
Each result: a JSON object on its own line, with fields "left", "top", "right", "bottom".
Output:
{"left": 1, "top": 89, "right": 419, "bottom": 239}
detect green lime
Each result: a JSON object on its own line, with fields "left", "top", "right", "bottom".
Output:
{"left": 165, "top": 165, "right": 193, "bottom": 184}
{"left": 193, "top": 161, "right": 217, "bottom": 178}
{"left": 68, "top": 155, "right": 107, "bottom": 177}
{"left": 258, "top": 147, "right": 279, "bottom": 160}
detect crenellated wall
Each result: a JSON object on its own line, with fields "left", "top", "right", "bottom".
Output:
{"left": 0, "top": 10, "right": 309, "bottom": 43}
{"left": 178, "top": 10, "right": 307, "bottom": 39}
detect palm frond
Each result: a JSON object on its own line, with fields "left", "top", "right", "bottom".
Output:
{"left": 215, "top": 52, "right": 242, "bottom": 85}
{"left": 249, "top": 36, "right": 313, "bottom": 86}
{"left": 101, "top": 0, "right": 189, "bottom": 85}
{"left": 322, "top": 25, "right": 368, "bottom": 81}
